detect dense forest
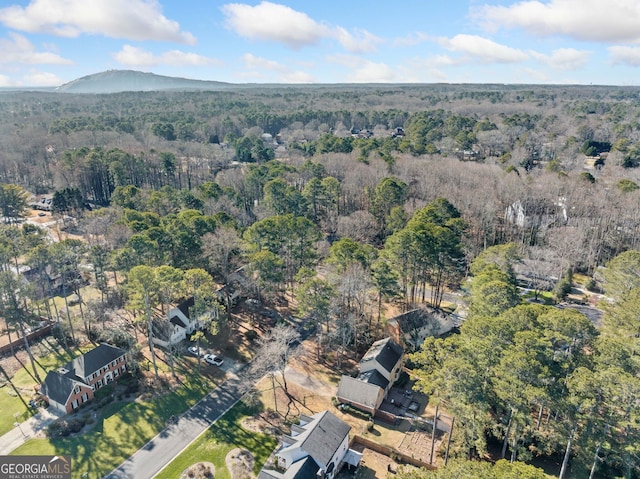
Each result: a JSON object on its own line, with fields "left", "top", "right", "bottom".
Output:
{"left": 1, "top": 83, "right": 640, "bottom": 478}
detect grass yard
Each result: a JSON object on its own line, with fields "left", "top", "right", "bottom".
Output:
{"left": 156, "top": 399, "right": 278, "bottom": 479}
{"left": 0, "top": 337, "right": 90, "bottom": 436}
{"left": 10, "top": 373, "right": 218, "bottom": 479}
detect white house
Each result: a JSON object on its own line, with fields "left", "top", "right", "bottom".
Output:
{"left": 152, "top": 296, "right": 217, "bottom": 348}
{"left": 505, "top": 198, "right": 568, "bottom": 229}
{"left": 258, "top": 410, "right": 361, "bottom": 479}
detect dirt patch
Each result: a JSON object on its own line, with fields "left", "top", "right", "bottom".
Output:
{"left": 225, "top": 448, "right": 255, "bottom": 479}
{"left": 241, "top": 410, "right": 284, "bottom": 436}
{"left": 180, "top": 462, "right": 215, "bottom": 479}
{"left": 341, "top": 444, "right": 404, "bottom": 479}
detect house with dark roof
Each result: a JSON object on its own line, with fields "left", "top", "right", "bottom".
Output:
{"left": 258, "top": 410, "right": 361, "bottom": 479}
{"left": 39, "top": 343, "right": 127, "bottom": 414}
{"left": 31, "top": 194, "right": 54, "bottom": 211}
{"left": 387, "top": 306, "right": 458, "bottom": 352}
{"left": 152, "top": 296, "right": 218, "bottom": 348}
{"left": 336, "top": 337, "right": 404, "bottom": 415}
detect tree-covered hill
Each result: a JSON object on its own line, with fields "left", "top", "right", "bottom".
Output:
{"left": 55, "top": 69, "right": 233, "bottom": 94}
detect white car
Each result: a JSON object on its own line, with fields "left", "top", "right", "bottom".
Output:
{"left": 204, "top": 353, "right": 223, "bottom": 366}
{"left": 187, "top": 346, "right": 204, "bottom": 357}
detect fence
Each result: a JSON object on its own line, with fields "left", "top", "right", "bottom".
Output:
{"left": 0, "top": 322, "right": 54, "bottom": 356}
{"left": 351, "top": 435, "right": 436, "bottom": 470}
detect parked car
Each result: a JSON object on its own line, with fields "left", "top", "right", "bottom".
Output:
{"left": 187, "top": 346, "right": 204, "bottom": 357}
{"left": 204, "top": 353, "right": 223, "bottom": 366}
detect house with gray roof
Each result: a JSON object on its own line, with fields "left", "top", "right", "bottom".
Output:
{"left": 258, "top": 410, "right": 361, "bottom": 479}
{"left": 387, "top": 306, "right": 458, "bottom": 352}
{"left": 152, "top": 296, "right": 218, "bottom": 348}
{"left": 39, "top": 343, "right": 127, "bottom": 414}
{"left": 336, "top": 337, "right": 404, "bottom": 415}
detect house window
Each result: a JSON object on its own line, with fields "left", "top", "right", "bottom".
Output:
{"left": 114, "top": 369, "right": 119, "bottom": 378}
{"left": 97, "top": 379, "right": 103, "bottom": 388}
{"left": 71, "top": 399, "right": 78, "bottom": 410}
{"left": 81, "top": 393, "right": 88, "bottom": 403}
{"left": 74, "top": 385, "right": 80, "bottom": 394}
{"left": 121, "top": 365, "right": 126, "bottom": 373}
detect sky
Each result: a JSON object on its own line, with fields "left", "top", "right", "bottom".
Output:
{"left": 2, "top": 0, "right": 640, "bottom": 87}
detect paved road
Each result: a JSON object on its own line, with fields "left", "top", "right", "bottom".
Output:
{"left": 105, "top": 374, "right": 245, "bottom": 479}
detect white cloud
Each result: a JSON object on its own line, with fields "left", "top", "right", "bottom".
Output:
{"left": 609, "top": 46, "right": 640, "bottom": 66}
{"left": 0, "top": 32, "right": 72, "bottom": 64}
{"left": 393, "top": 32, "right": 433, "bottom": 47}
{"left": 283, "top": 71, "right": 315, "bottom": 83}
{"left": 23, "top": 70, "right": 63, "bottom": 86}
{"left": 243, "top": 53, "right": 288, "bottom": 72}
{"left": 475, "top": 0, "right": 640, "bottom": 43}
{"left": 0, "top": 74, "right": 17, "bottom": 87}
{"left": 327, "top": 54, "right": 395, "bottom": 83}
{"left": 223, "top": 2, "right": 328, "bottom": 48}
{"left": 333, "top": 27, "right": 382, "bottom": 53}
{"left": 241, "top": 53, "right": 314, "bottom": 83}
{"left": 222, "top": 2, "right": 380, "bottom": 53}
{"left": 347, "top": 61, "right": 395, "bottom": 83}
{"left": 0, "top": 0, "right": 195, "bottom": 44}
{"left": 432, "top": 54, "right": 461, "bottom": 67}
{"left": 529, "top": 48, "right": 590, "bottom": 70}
{"left": 113, "top": 45, "right": 221, "bottom": 67}
{"left": 439, "top": 34, "right": 528, "bottom": 63}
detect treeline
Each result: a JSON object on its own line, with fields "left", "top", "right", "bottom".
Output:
{"left": 408, "top": 246, "right": 640, "bottom": 478}
{"left": 4, "top": 83, "right": 640, "bottom": 478}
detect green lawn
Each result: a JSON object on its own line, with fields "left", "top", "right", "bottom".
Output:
{"left": 11, "top": 373, "right": 217, "bottom": 479}
{"left": 0, "top": 337, "right": 87, "bottom": 436}
{"left": 156, "top": 399, "right": 278, "bottom": 479}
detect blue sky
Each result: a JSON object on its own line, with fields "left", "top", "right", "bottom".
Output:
{"left": 2, "top": 0, "right": 640, "bottom": 87}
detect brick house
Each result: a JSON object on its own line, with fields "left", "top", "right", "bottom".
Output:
{"left": 39, "top": 343, "right": 128, "bottom": 415}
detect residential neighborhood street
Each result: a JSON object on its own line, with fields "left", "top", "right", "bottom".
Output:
{"left": 105, "top": 373, "right": 246, "bottom": 479}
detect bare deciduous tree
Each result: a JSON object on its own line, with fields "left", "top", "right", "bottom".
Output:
{"left": 248, "top": 324, "right": 300, "bottom": 418}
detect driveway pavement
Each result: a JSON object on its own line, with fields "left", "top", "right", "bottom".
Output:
{"left": 0, "top": 407, "right": 63, "bottom": 455}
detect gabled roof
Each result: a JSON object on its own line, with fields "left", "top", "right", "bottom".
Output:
{"left": 40, "top": 370, "right": 76, "bottom": 406}
{"left": 151, "top": 318, "right": 174, "bottom": 342}
{"left": 285, "top": 456, "right": 321, "bottom": 479}
{"left": 337, "top": 375, "right": 384, "bottom": 409}
{"left": 258, "top": 456, "right": 319, "bottom": 479}
{"left": 358, "top": 369, "right": 389, "bottom": 389}
{"left": 66, "top": 343, "right": 126, "bottom": 380}
{"left": 389, "top": 307, "right": 454, "bottom": 338}
{"left": 360, "top": 337, "right": 403, "bottom": 373}
{"left": 176, "top": 296, "right": 194, "bottom": 319}
{"left": 281, "top": 410, "right": 350, "bottom": 469}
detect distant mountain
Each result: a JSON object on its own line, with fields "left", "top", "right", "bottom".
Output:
{"left": 55, "top": 70, "right": 232, "bottom": 94}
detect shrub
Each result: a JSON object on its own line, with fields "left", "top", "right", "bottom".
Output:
{"left": 554, "top": 269, "right": 573, "bottom": 302}
{"left": 245, "top": 330, "right": 259, "bottom": 342}
{"left": 339, "top": 403, "right": 372, "bottom": 421}
{"left": 584, "top": 277, "right": 599, "bottom": 292}
{"left": 124, "top": 380, "right": 140, "bottom": 395}
{"left": 46, "top": 416, "right": 87, "bottom": 438}
{"left": 393, "top": 371, "right": 410, "bottom": 388}
{"left": 94, "top": 383, "right": 115, "bottom": 401}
